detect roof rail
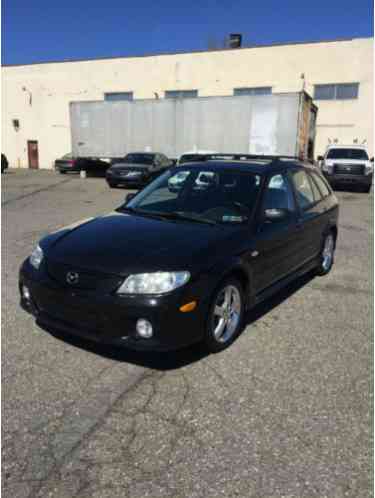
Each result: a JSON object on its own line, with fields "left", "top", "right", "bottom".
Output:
{"left": 185, "top": 153, "right": 300, "bottom": 162}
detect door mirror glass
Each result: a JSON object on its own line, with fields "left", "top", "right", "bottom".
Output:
{"left": 264, "top": 208, "right": 289, "bottom": 222}
{"left": 125, "top": 193, "right": 136, "bottom": 203}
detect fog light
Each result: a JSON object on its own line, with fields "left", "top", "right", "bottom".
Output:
{"left": 136, "top": 319, "right": 153, "bottom": 339}
{"left": 22, "top": 285, "right": 31, "bottom": 300}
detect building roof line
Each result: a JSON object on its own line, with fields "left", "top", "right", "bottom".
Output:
{"left": 2, "top": 36, "right": 372, "bottom": 68}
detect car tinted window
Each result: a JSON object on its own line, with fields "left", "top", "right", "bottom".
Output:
{"left": 263, "top": 174, "right": 295, "bottom": 212}
{"left": 326, "top": 148, "right": 368, "bottom": 160}
{"left": 311, "top": 172, "right": 331, "bottom": 198}
{"left": 291, "top": 170, "right": 315, "bottom": 210}
{"left": 125, "top": 153, "right": 155, "bottom": 164}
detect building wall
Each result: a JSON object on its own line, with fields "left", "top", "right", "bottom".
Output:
{"left": 2, "top": 37, "right": 373, "bottom": 169}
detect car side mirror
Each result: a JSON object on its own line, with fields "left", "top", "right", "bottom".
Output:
{"left": 317, "top": 155, "right": 324, "bottom": 161}
{"left": 125, "top": 193, "right": 136, "bottom": 203}
{"left": 264, "top": 208, "right": 289, "bottom": 222}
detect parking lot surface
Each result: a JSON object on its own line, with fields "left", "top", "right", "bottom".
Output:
{"left": 2, "top": 169, "right": 373, "bottom": 498}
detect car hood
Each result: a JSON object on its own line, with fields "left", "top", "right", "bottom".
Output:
{"left": 109, "top": 162, "right": 151, "bottom": 171}
{"left": 45, "top": 211, "right": 241, "bottom": 276}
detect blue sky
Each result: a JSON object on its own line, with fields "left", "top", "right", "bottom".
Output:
{"left": 2, "top": 0, "right": 373, "bottom": 65}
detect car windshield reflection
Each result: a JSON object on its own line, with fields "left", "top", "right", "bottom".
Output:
{"left": 123, "top": 167, "right": 262, "bottom": 225}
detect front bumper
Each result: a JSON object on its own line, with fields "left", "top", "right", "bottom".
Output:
{"left": 19, "top": 260, "right": 209, "bottom": 351}
{"left": 106, "top": 172, "right": 149, "bottom": 186}
{"left": 323, "top": 172, "right": 373, "bottom": 188}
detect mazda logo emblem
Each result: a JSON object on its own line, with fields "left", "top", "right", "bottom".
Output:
{"left": 66, "top": 271, "right": 79, "bottom": 284}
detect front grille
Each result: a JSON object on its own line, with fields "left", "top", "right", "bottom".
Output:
{"left": 334, "top": 163, "right": 365, "bottom": 175}
{"left": 46, "top": 259, "right": 123, "bottom": 293}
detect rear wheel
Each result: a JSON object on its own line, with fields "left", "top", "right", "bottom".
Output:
{"left": 316, "top": 231, "right": 335, "bottom": 276}
{"left": 108, "top": 181, "right": 117, "bottom": 188}
{"left": 204, "top": 278, "right": 244, "bottom": 353}
{"left": 59, "top": 170, "right": 66, "bottom": 174}
{"left": 363, "top": 184, "right": 371, "bottom": 193}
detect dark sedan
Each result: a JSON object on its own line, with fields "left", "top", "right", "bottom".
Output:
{"left": 19, "top": 158, "right": 338, "bottom": 352}
{"left": 55, "top": 154, "right": 110, "bottom": 174}
{"left": 106, "top": 152, "right": 173, "bottom": 188}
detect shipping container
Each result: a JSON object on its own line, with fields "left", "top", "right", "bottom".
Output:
{"left": 70, "top": 91, "right": 317, "bottom": 161}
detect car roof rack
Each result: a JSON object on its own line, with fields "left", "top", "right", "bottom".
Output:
{"left": 182, "top": 153, "right": 301, "bottom": 163}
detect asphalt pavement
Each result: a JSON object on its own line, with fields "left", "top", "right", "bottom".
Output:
{"left": 2, "top": 168, "right": 373, "bottom": 498}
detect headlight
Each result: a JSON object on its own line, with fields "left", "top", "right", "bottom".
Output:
{"left": 322, "top": 162, "right": 333, "bottom": 174}
{"left": 365, "top": 162, "right": 373, "bottom": 175}
{"left": 29, "top": 244, "right": 44, "bottom": 270}
{"left": 117, "top": 271, "right": 190, "bottom": 295}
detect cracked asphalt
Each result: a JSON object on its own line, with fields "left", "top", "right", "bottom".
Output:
{"left": 2, "top": 169, "right": 373, "bottom": 498}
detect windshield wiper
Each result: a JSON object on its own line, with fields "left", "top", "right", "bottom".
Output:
{"left": 116, "top": 206, "right": 166, "bottom": 221}
{"left": 146, "top": 211, "right": 217, "bottom": 225}
{"left": 173, "top": 212, "right": 217, "bottom": 225}
{"left": 117, "top": 206, "right": 216, "bottom": 225}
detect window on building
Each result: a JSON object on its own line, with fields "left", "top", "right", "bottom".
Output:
{"left": 165, "top": 90, "right": 198, "bottom": 99}
{"left": 104, "top": 92, "right": 133, "bottom": 101}
{"left": 314, "top": 83, "right": 359, "bottom": 100}
{"left": 233, "top": 87, "right": 272, "bottom": 96}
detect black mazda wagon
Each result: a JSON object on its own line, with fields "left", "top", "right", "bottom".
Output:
{"left": 19, "top": 158, "right": 339, "bottom": 352}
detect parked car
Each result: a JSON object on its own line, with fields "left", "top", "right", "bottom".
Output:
{"left": 106, "top": 152, "right": 173, "bottom": 188}
{"left": 19, "top": 157, "right": 338, "bottom": 353}
{"left": 55, "top": 153, "right": 110, "bottom": 174}
{"left": 318, "top": 145, "right": 373, "bottom": 193}
{"left": 1, "top": 153, "right": 9, "bottom": 173}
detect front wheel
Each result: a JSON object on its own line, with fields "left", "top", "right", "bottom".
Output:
{"left": 204, "top": 278, "right": 244, "bottom": 353}
{"left": 316, "top": 231, "right": 335, "bottom": 276}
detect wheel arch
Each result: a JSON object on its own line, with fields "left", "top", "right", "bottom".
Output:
{"left": 211, "top": 261, "right": 254, "bottom": 310}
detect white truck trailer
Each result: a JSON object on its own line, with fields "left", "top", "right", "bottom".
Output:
{"left": 70, "top": 91, "right": 317, "bottom": 162}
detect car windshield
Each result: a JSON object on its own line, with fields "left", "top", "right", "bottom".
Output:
{"left": 122, "top": 167, "right": 262, "bottom": 225}
{"left": 326, "top": 148, "right": 368, "bottom": 160}
{"left": 125, "top": 153, "right": 155, "bottom": 164}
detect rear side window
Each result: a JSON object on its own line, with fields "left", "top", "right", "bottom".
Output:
{"left": 311, "top": 172, "right": 331, "bottom": 198}
{"left": 263, "top": 174, "right": 295, "bottom": 212}
{"left": 291, "top": 170, "right": 315, "bottom": 210}
{"left": 308, "top": 173, "right": 323, "bottom": 202}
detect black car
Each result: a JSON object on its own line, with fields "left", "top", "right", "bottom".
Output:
{"left": 19, "top": 158, "right": 339, "bottom": 353}
{"left": 2, "top": 153, "right": 9, "bottom": 173}
{"left": 106, "top": 152, "right": 173, "bottom": 188}
{"left": 55, "top": 154, "right": 110, "bottom": 174}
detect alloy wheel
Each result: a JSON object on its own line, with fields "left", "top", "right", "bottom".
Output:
{"left": 211, "top": 284, "right": 242, "bottom": 344}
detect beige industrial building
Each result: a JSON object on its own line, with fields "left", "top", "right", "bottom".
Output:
{"left": 1, "top": 36, "right": 373, "bottom": 169}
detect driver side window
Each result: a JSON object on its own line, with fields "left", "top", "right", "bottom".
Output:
{"left": 263, "top": 173, "right": 296, "bottom": 214}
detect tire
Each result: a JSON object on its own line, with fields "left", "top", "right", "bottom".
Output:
{"left": 204, "top": 277, "right": 245, "bottom": 353}
{"left": 363, "top": 185, "right": 371, "bottom": 193}
{"left": 316, "top": 231, "right": 336, "bottom": 276}
{"left": 59, "top": 170, "right": 66, "bottom": 174}
{"left": 108, "top": 181, "right": 117, "bottom": 188}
